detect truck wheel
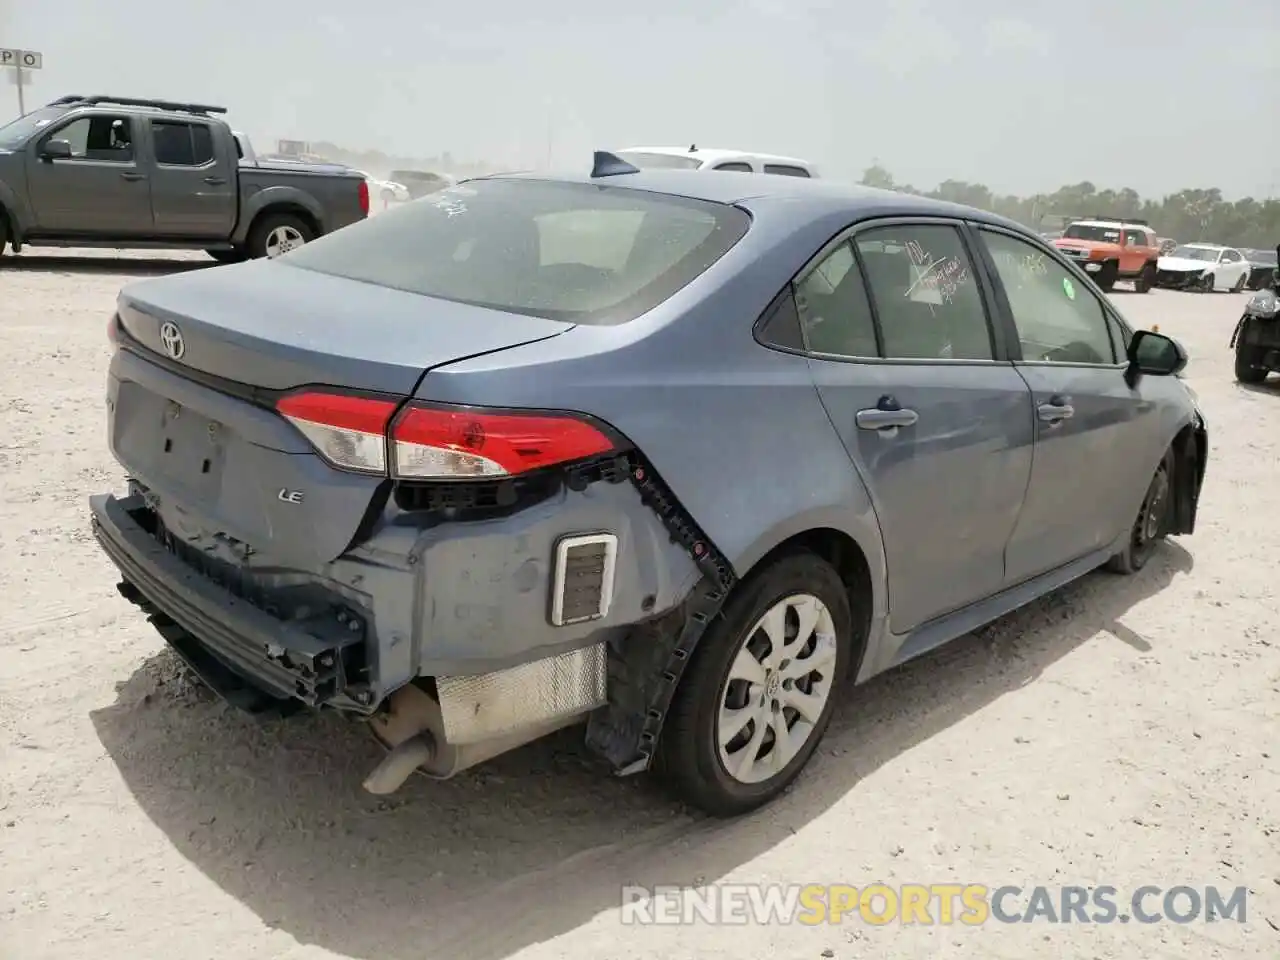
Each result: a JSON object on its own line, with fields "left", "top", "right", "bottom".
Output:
{"left": 1106, "top": 451, "right": 1173, "bottom": 575}
{"left": 1096, "top": 260, "right": 1119, "bottom": 292}
{"left": 1133, "top": 262, "right": 1156, "bottom": 293}
{"left": 247, "top": 212, "right": 314, "bottom": 259}
{"left": 658, "top": 551, "right": 853, "bottom": 817}
{"left": 206, "top": 248, "right": 248, "bottom": 265}
{"left": 1234, "top": 323, "right": 1269, "bottom": 384}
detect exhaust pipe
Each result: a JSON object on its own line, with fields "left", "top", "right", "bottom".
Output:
{"left": 362, "top": 732, "right": 436, "bottom": 795}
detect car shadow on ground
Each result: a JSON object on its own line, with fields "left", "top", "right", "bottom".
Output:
{"left": 1236, "top": 378, "right": 1280, "bottom": 397}
{"left": 90, "top": 542, "right": 1193, "bottom": 960}
{"left": 3, "top": 255, "right": 213, "bottom": 276}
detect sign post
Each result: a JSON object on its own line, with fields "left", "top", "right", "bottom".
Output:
{"left": 0, "top": 48, "right": 44, "bottom": 116}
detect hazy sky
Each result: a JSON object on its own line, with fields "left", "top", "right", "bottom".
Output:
{"left": 2, "top": 0, "right": 1276, "bottom": 197}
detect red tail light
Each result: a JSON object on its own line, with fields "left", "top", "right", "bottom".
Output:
{"left": 275, "top": 392, "right": 617, "bottom": 480}
{"left": 276, "top": 391, "right": 397, "bottom": 474}
{"left": 357, "top": 178, "right": 370, "bottom": 216}
{"left": 390, "top": 404, "right": 616, "bottom": 479}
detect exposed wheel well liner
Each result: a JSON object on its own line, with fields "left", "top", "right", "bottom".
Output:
{"left": 1170, "top": 420, "right": 1207, "bottom": 535}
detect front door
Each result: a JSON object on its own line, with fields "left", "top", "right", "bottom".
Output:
{"left": 799, "top": 220, "right": 1035, "bottom": 634}
{"left": 975, "top": 225, "right": 1164, "bottom": 583}
{"left": 146, "top": 118, "right": 237, "bottom": 238}
{"left": 26, "top": 112, "right": 153, "bottom": 235}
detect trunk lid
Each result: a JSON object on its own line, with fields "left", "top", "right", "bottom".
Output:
{"left": 116, "top": 259, "right": 573, "bottom": 394}
{"left": 110, "top": 261, "right": 573, "bottom": 567}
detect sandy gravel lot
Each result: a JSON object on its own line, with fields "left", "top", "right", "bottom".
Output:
{"left": 1, "top": 249, "right": 1277, "bottom": 960}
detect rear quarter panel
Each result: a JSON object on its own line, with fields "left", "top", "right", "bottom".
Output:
{"left": 412, "top": 200, "right": 890, "bottom": 618}
{"left": 233, "top": 168, "right": 366, "bottom": 242}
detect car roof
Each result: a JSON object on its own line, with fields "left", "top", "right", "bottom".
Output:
{"left": 1181, "top": 242, "right": 1226, "bottom": 250}
{"left": 482, "top": 168, "right": 1028, "bottom": 231}
{"left": 621, "top": 146, "right": 814, "bottom": 167}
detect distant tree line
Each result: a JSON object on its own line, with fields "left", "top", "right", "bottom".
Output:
{"left": 859, "top": 165, "right": 1279, "bottom": 251}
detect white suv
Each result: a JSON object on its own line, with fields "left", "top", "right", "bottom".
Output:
{"left": 614, "top": 145, "right": 818, "bottom": 178}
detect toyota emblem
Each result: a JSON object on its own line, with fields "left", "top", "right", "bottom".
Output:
{"left": 159, "top": 321, "right": 185, "bottom": 360}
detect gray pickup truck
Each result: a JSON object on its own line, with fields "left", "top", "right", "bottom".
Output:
{"left": 0, "top": 94, "right": 369, "bottom": 263}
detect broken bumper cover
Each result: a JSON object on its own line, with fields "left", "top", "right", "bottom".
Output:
{"left": 1155, "top": 269, "right": 1206, "bottom": 289}
{"left": 89, "top": 492, "right": 363, "bottom": 712}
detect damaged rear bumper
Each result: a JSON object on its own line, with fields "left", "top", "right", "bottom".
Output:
{"left": 91, "top": 492, "right": 366, "bottom": 712}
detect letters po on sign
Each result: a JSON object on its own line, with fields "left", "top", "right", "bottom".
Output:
{"left": 0, "top": 49, "right": 44, "bottom": 70}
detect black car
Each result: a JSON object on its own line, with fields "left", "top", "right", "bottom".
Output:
{"left": 1243, "top": 248, "right": 1278, "bottom": 290}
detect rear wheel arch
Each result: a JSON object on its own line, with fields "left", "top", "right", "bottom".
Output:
{"left": 250, "top": 203, "right": 320, "bottom": 237}
{"left": 741, "top": 527, "right": 874, "bottom": 678}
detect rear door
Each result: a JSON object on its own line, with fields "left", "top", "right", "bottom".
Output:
{"left": 146, "top": 117, "right": 236, "bottom": 238}
{"left": 25, "top": 112, "right": 153, "bottom": 235}
{"left": 799, "top": 218, "right": 1035, "bottom": 634}
{"left": 972, "top": 224, "right": 1163, "bottom": 583}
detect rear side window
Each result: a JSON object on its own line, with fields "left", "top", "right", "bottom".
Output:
{"left": 764, "top": 164, "right": 810, "bottom": 178}
{"left": 713, "top": 162, "right": 753, "bottom": 172}
{"left": 152, "top": 120, "right": 214, "bottom": 166}
{"left": 795, "top": 242, "right": 878, "bottom": 357}
{"left": 280, "top": 178, "right": 750, "bottom": 325}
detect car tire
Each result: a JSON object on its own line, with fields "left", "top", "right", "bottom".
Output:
{"left": 1105, "top": 451, "right": 1174, "bottom": 575}
{"left": 1133, "top": 262, "right": 1156, "bottom": 293}
{"left": 1096, "top": 260, "right": 1119, "bottom": 292}
{"left": 1199, "top": 273, "right": 1216, "bottom": 293}
{"left": 0, "top": 211, "right": 9, "bottom": 260}
{"left": 206, "top": 248, "right": 248, "bottom": 265}
{"left": 658, "top": 551, "right": 853, "bottom": 817}
{"left": 247, "top": 212, "right": 315, "bottom": 260}
{"left": 1230, "top": 272, "right": 1247, "bottom": 293}
{"left": 1234, "top": 323, "right": 1269, "bottom": 384}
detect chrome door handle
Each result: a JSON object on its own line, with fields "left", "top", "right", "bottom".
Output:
{"left": 203, "top": 176, "right": 227, "bottom": 185}
{"left": 120, "top": 172, "right": 146, "bottom": 181}
{"left": 1037, "top": 399, "right": 1075, "bottom": 423}
{"left": 856, "top": 408, "right": 919, "bottom": 430}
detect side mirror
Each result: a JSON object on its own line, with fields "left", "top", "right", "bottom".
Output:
{"left": 40, "top": 139, "right": 73, "bottom": 161}
{"left": 1124, "top": 329, "right": 1187, "bottom": 386}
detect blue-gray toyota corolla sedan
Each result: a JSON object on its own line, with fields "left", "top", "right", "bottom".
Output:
{"left": 91, "top": 154, "right": 1207, "bottom": 817}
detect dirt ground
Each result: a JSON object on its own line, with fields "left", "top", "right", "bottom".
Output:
{"left": 1, "top": 249, "right": 1277, "bottom": 960}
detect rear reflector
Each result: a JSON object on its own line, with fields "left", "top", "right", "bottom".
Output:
{"left": 276, "top": 391, "right": 398, "bottom": 474}
{"left": 391, "top": 403, "right": 615, "bottom": 479}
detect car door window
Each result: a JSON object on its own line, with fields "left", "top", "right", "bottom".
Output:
{"left": 1222, "top": 249, "right": 1241, "bottom": 263}
{"left": 713, "top": 162, "right": 753, "bottom": 172}
{"left": 152, "top": 121, "right": 215, "bottom": 166}
{"left": 43, "top": 114, "right": 134, "bottom": 162}
{"left": 1122, "top": 229, "right": 1146, "bottom": 246}
{"left": 794, "top": 241, "right": 879, "bottom": 357}
{"left": 854, "top": 224, "right": 993, "bottom": 360}
{"left": 980, "top": 229, "right": 1116, "bottom": 365}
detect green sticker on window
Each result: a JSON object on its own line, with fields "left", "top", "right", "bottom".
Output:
{"left": 1063, "top": 277, "right": 1076, "bottom": 300}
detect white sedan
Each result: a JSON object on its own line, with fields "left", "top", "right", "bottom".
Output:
{"left": 1155, "top": 243, "right": 1253, "bottom": 292}
{"left": 352, "top": 170, "right": 411, "bottom": 207}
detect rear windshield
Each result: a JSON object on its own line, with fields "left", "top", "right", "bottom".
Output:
{"left": 280, "top": 177, "right": 751, "bottom": 325}
{"left": 1062, "top": 224, "right": 1121, "bottom": 243}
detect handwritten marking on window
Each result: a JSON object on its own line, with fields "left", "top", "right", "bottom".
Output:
{"left": 903, "top": 240, "right": 969, "bottom": 307}
{"left": 428, "top": 185, "right": 476, "bottom": 218}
